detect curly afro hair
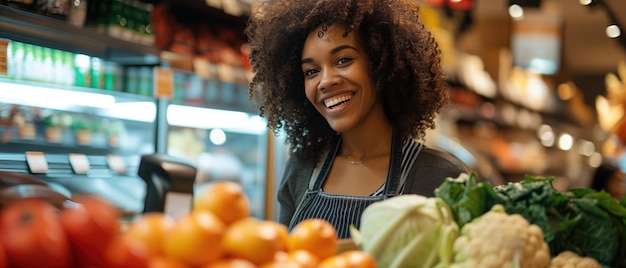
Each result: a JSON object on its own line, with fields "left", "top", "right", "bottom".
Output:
{"left": 246, "top": 0, "right": 448, "bottom": 162}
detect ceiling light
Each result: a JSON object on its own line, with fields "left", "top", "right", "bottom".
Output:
{"left": 606, "top": 24, "right": 621, "bottom": 38}
{"left": 508, "top": 4, "right": 524, "bottom": 20}
{"left": 167, "top": 105, "right": 267, "bottom": 135}
{"left": 209, "top": 128, "right": 227, "bottom": 145}
{"left": 0, "top": 81, "right": 115, "bottom": 109}
{"left": 558, "top": 133, "right": 574, "bottom": 151}
{"left": 579, "top": 0, "right": 594, "bottom": 6}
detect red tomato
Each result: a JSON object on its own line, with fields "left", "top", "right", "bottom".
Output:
{"left": 0, "top": 198, "right": 71, "bottom": 268}
{"left": 105, "top": 238, "right": 149, "bottom": 268}
{"left": 60, "top": 195, "right": 121, "bottom": 268}
{"left": 0, "top": 242, "right": 8, "bottom": 268}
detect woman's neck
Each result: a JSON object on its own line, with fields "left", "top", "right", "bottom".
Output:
{"left": 340, "top": 117, "right": 393, "bottom": 162}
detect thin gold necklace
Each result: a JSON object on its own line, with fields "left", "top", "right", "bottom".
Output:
{"left": 343, "top": 141, "right": 390, "bottom": 165}
{"left": 345, "top": 154, "right": 364, "bottom": 165}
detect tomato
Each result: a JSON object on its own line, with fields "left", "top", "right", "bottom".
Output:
{"left": 105, "top": 238, "right": 149, "bottom": 268}
{"left": 0, "top": 198, "right": 71, "bottom": 268}
{"left": 60, "top": 195, "right": 121, "bottom": 268}
{"left": 0, "top": 241, "right": 8, "bottom": 268}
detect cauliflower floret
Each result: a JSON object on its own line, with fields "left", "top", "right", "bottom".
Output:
{"left": 450, "top": 204, "right": 551, "bottom": 268}
{"left": 550, "top": 251, "right": 602, "bottom": 268}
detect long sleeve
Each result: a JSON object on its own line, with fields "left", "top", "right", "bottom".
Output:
{"left": 403, "top": 147, "right": 471, "bottom": 197}
{"left": 276, "top": 156, "right": 314, "bottom": 226}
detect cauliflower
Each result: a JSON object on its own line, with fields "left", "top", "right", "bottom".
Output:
{"left": 450, "top": 205, "right": 551, "bottom": 268}
{"left": 550, "top": 251, "right": 602, "bottom": 268}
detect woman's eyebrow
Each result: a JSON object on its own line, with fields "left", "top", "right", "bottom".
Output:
{"left": 301, "top": 45, "right": 359, "bottom": 65}
{"left": 330, "top": 45, "right": 358, "bottom": 55}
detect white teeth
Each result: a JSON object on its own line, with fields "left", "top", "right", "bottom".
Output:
{"left": 324, "top": 94, "right": 352, "bottom": 108}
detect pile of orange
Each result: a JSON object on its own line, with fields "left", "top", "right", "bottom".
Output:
{"left": 122, "top": 180, "right": 377, "bottom": 268}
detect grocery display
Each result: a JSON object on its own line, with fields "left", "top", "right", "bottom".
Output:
{"left": 0, "top": 1, "right": 625, "bottom": 268}
{"left": 350, "top": 172, "right": 626, "bottom": 268}
{"left": 0, "top": 173, "right": 622, "bottom": 267}
{"left": 0, "top": 180, "right": 378, "bottom": 267}
{"left": 0, "top": 0, "right": 271, "bottom": 220}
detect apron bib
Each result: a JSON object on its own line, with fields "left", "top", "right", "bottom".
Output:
{"left": 288, "top": 134, "right": 418, "bottom": 238}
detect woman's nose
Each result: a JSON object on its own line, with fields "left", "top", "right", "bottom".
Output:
{"left": 318, "top": 68, "right": 341, "bottom": 91}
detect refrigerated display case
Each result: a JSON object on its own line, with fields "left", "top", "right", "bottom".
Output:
{"left": 164, "top": 69, "right": 270, "bottom": 219}
{"left": 0, "top": 3, "right": 159, "bottom": 216}
{"left": 0, "top": 2, "right": 278, "bottom": 219}
{"left": 0, "top": 77, "right": 157, "bottom": 215}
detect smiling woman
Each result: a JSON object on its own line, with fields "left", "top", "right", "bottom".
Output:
{"left": 246, "top": 0, "right": 471, "bottom": 238}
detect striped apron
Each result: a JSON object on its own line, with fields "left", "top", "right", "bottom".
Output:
{"left": 288, "top": 134, "right": 424, "bottom": 238}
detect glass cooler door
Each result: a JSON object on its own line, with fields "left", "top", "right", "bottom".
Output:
{"left": 164, "top": 69, "right": 270, "bottom": 219}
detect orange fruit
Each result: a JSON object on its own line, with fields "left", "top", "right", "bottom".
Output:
{"left": 318, "top": 255, "right": 349, "bottom": 268}
{"left": 268, "top": 221, "right": 290, "bottom": 251}
{"left": 319, "top": 250, "right": 377, "bottom": 268}
{"left": 276, "top": 250, "right": 319, "bottom": 268}
{"left": 258, "top": 259, "right": 302, "bottom": 268}
{"left": 123, "top": 213, "right": 176, "bottom": 257}
{"left": 163, "top": 211, "right": 226, "bottom": 267}
{"left": 287, "top": 219, "right": 338, "bottom": 260}
{"left": 194, "top": 181, "right": 250, "bottom": 225}
{"left": 222, "top": 218, "right": 286, "bottom": 265}
{"left": 148, "top": 255, "right": 189, "bottom": 268}
{"left": 202, "top": 258, "right": 256, "bottom": 268}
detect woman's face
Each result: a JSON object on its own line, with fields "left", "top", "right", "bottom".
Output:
{"left": 301, "top": 24, "right": 380, "bottom": 133}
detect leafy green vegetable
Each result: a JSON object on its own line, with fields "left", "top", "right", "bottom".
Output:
{"left": 434, "top": 173, "right": 506, "bottom": 228}
{"left": 434, "top": 172, "right": 626, "bottom": 267}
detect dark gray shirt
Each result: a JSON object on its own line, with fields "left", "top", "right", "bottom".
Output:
{"left": 276, "top": 135, "right": 470, "bottom": 233}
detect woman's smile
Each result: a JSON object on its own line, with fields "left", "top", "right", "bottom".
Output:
{"left": 301, "top": 24, "right": 382, "bottom": 133}
{"left": 324, "top": 92, "right": 354, "bottom": 109}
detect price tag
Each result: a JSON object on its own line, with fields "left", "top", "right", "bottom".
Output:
{"left": 216, "top": 63, "right": 236, "bottom": 83}
{"left": 106, "top": 154, "right": 127, "bottom": 174}
{"left": 25, "top": 151, "right": 49, "bottom": 174}
{"left": 205, "top": 0, "right": 222, "bottom": 8}
{"left": 69, "top": 153, "right": 90, "bottom": 174}
{"left": 222, "top": 0, "right": 243, "bottom": 16}
{"left": 0, "top": 39, "right": 8, "bottom": 75}
{"left": 154, "top": 67, "right": 174, "bottom": 98}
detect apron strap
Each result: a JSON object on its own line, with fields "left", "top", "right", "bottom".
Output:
{"left": 308, "top": 136, "right": 341, "bottom": 191}
{"left": 382, "top": 132, "right": 404, "bottom": 197}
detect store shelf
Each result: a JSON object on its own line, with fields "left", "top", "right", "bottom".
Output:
{"left": 143, "top": 0, "right": 250, "bottom": 26}
{"left": 0, "top": 153, "right": 146, "bottom": 216}
{"left": 0, "top": 78, "right": 157, "bottom": 121}
{"left": 0, "top": 5, "right": 159, "bottom": 65}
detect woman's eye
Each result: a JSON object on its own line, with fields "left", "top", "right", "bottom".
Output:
{"left": 337, "top": 57, "right": 353, "bottom": 65}
{"left": 304, "top": 69, "right": 318, "bottom": 77}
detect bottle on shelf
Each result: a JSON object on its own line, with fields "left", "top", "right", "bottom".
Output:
{"left": 7, "top": 0, "right": 36, "bottom": 11}
{"left": 36, "top": 0, "right": 71, "bottom": 20}
{"left": 73, "top": 53, "right": 91, "bottom": 87}
{"left": 67, "top": 0, "right": 87, "bottom": 28}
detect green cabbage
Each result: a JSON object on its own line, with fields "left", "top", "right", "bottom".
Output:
{"left": 350, "top": 195, "right": 459, "bottom": 268}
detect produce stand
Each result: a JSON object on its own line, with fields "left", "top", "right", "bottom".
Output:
{"left": 1, "top": 170, "right": 624, "bottom": 268}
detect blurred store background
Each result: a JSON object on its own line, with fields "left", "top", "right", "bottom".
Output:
{"left": 0, "top": 0, "right": 624, "bottom": 221}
